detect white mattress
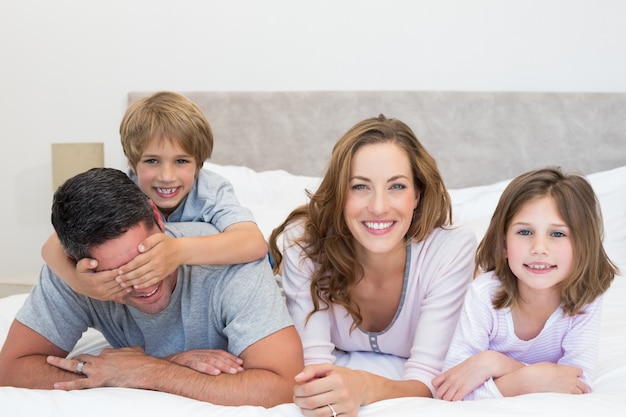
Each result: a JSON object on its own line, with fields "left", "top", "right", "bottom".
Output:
{"left": 1, "top": 164, "right": 625, "bottom": 417}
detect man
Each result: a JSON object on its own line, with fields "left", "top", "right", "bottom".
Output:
{"left": 0, "top": 168, "right": 303, "bottom": 407}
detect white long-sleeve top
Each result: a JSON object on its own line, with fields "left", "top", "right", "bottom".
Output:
{"left": 442, "top": 271, "right": 603, "bottom": 400}
{"left": 281, "top": 223, "right": 476, "bottom": 395}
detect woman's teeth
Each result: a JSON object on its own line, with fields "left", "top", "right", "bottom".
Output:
{"left": 365, "top": 221, "right": 393, "bottom": 230}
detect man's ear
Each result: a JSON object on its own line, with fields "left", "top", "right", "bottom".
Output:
{"left": 149, "top": 200, "right": 165, "bottom": 231}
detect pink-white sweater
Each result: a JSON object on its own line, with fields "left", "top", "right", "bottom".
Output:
{"left": 442, "top": 271, "right": 603, "bottom": 400}
{"left": 281, "top": 223, "right": 477, "bottom": 394}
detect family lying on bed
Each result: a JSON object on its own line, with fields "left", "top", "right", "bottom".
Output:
{"left": 0, "top": 92, "right": 617, "bottom": 417}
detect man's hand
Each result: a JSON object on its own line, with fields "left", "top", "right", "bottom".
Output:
{"left": 46, "top": 346, "right": 159, "bottom": 390}
{"left": 166, "top": 349, "right": 244, "bottom": 375}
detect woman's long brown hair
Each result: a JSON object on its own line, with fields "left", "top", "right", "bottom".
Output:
{"left": 269, "top": 115, "right": 452, "bottom": 329}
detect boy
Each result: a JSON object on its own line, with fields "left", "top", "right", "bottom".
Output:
{"left": 42, "top": 92, "right": 267, "bottom": 300}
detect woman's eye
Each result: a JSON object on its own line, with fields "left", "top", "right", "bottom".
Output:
{"left": 351, "top": 184, "right": 367, "bottom": 190}
{"left": 390, "top": 183, "right": 407, "bottom": 190}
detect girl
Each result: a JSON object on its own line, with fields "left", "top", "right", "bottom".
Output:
{"left": 269, "top": 115, "right": 476, "bottom": 417}
{"left": 433, "top": 167, "right": 618, "bottom": 401}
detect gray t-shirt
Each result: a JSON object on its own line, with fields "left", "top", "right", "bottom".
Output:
{"left": 16, "top": 223, "right": 292, "bottom": 357}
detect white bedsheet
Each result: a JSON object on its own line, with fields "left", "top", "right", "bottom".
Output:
{"left": 1, "top": 164, "right": 625, "bottom": 417}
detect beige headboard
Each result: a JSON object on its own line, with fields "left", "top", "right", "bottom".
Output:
{"left": 128, "top": 91, "right": 626, "bottom": 188}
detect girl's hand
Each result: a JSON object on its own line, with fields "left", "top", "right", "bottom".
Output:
{"left": 512, "top": 362, "right": 588, "bottom": 395}
{"left": 433, "top": 351, "right": 525, "bottom": 401}
{"left": 433, "top": 351, "right": 496, "bottom": 401}
{"left": 166, "top": 349, "right": 244, "bottom": 375}
{"left": 293, "top": 364, "right": 366, "bottom": 417}
{"left": 70, "top": 258, "right": 128, "bottom": 301}
{"left": 116, "top": 233, "right": 181, "bottom": 289}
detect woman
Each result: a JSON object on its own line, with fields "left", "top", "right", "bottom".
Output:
{"left": 269, "top": 115, "right": 476, "bottom": 417}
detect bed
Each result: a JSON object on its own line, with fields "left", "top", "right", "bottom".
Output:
{"left": 1, "top": 91, "right": 625, "bottom": 416}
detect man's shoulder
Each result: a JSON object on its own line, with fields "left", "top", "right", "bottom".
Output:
{"left": 165, "top": 222, "right": 219, "bottom": 238}
{"left": 182, "top": 259, "right": 282, "bottom": 326}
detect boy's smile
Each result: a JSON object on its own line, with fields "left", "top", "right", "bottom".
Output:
{"left": 135, "top": 137, "right": 198, "bottom": 218}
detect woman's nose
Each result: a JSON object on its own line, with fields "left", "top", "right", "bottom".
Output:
{"left": 368, "top": 191, "right": 389, "bottom": 214}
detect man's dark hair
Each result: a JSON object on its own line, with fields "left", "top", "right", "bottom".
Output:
{"left": 51, "top": 167, "right": 159, "bottom": 260}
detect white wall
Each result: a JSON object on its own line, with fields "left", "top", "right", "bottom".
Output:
{"left": 1, "top": 0, "right": 625, "bottom": 279}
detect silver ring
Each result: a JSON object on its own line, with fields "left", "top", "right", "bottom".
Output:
{"left": 76, "top": 360, "right": 86, "bottom": 375}
{"left": 327, "top": 404, "right": 337, "bottom": 417}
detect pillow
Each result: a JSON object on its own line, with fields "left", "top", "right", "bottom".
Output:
{"left": 204, "top": 162, "right": 321, "bottom": 239}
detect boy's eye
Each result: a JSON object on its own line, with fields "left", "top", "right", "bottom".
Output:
{"left": 175, "top": 159, "right": 191, "bottom": 164}
{"left": 143, "top": 158, "right": 158, "bottom": 164}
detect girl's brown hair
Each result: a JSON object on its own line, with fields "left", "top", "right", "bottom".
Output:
{"left": 476, "top": 167, "right": 618, "bottom": 315}
{"left": 269, "top": 115, "right": 451, "bottom": 328}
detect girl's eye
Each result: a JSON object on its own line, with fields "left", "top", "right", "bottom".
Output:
{"left": 551, "top": 231, "right": 566, "bottom": 238}
{"left": 517, "top": 229, "right": 532, "bottom": 236}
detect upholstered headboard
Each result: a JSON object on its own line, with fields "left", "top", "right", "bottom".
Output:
{"left": 128, "top": 91, "right": 626, "bottom": 188}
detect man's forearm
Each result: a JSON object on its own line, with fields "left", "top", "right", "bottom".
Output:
{"left": 47, "top": 350, "right": 295, "bottom": 407}
{"left": 129, "top": 356, "right": 293, "bottom": 407}
{"left": 0, "top": 354, "right": 82, "bottom": 389}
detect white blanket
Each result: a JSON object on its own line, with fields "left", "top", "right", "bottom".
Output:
{"left": 1, "top": 164, "right": 625, "bottom": 417}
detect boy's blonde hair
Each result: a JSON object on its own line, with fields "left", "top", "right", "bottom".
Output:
{"left": 120, "top": 91, "right": 213, "bottom": 171}
{"left": 476, "top": 167, "right": 618, "bottom": 315}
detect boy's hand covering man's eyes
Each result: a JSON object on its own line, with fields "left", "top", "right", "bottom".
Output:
{"left": 116, "top": 232, "right": 182, "bottom": 290}
{"left": 72, "top": 258, "right": 129, "bottom": 302}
